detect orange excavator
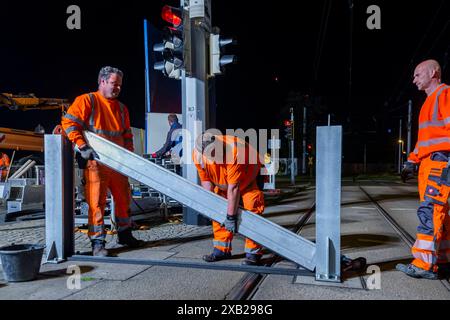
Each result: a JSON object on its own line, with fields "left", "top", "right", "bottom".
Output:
{"left": 0, "top": 93, "right": 69, "bottom": 152}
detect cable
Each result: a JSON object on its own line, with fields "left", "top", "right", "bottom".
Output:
{"left": 313, "top": 0, "right": 332, "bottom": 83}
{"left": 348, "top": 0, "right": 354, "bottom": 108}
{"left": 386, "top": 1, "right": 446, "bottom": 107}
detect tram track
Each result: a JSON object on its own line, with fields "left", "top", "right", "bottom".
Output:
{"left": 226, "top": 191, "right": 316, "bottom": 300}
{"left": 359, "top": 184, "right": 450, "bottom": 292}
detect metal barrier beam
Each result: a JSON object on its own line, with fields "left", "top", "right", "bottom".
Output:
{"left": 84, "top": 131, "right": 317, "bottom": 271}
{"left": 315, "top": 126, "right": 342, "bottom": 282}
{"left": 45, "top": 135, "right": 74, "bottom": 263}
{"left": 69, "top": 255, "right": 314, "bottom": 277}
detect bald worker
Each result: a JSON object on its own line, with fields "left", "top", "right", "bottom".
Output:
{"left": 397, "top": 60, "right": 450, "bottom": 280}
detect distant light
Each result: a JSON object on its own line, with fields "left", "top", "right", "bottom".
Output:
{"left": 284, "top": 120, "right": 292, "bottom": 127}
{"left": 274, "top": 76, "right": 279, "bottom": 82}
{"left": 398, "top": 140, "right": 404, "bottom": 144}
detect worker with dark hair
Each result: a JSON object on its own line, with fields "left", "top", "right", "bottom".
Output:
{"left": 61, "top": 66, "right": 144, "bottom": 257}
{"left": 152, "top": 113, "right": 182, "bottom": 159}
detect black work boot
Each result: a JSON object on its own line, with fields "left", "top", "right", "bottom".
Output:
{"left": 241, "top": 253, "right": 262, "bottom": 266}
{"left": 202, "top": 248, "right": 232, "bottom": 262}
{"left": 117, "top": 228, "right": 145, "bottom": 248}
{"left": 91, "top": 240, "right": 108, "bottom": 257}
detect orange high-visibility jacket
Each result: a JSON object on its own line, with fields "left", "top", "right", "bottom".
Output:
{"left": 193, "top": 135, "right": 262, "bottom": 192}
{"left": 408, "top": 84, "right": 450, "bottom": 163}
{"left": 61, "top": 91, "right": 134, "bottom": 151}
{"left": 0, "top": 153, "right": 10, "bottom": 179}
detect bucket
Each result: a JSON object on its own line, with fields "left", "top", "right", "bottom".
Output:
{"left": 0, "top": 244, "right": 44, "bottom": 282}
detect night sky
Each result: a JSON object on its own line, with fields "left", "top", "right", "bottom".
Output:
{"left": 1, "top": 1, "right": 449, "bottom": 164}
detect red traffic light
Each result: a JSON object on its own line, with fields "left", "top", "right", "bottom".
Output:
{"left": 307, "top": 144, "right": 312, "bottom": 150}
{"left": 162, "top": 5, "right": 182, "bottom": 27}
{"left": 284, "top": 120, "right": 292, "bottom": 127}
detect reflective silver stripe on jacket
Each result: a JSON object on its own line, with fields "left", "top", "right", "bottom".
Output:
{"left": 63, "top": 113, "right": 87, "bottom": 129}
{"left": 213, "top": 240, "right": 232, "bottom": 248}
{"left": 87, "top": 93, "right": 126, "bottom": 138}
{"left": 418, "top": 137, "right": 450, "bottom": 148}
{"left": 432, "top": 85, "right": 450, "bottom": 122}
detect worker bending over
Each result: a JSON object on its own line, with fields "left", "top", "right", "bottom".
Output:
{"left": 61, "top": 66, "right": 144, "bottom": 257}
{"left": 193, "top": 134, "right": 265, "bottom": 266}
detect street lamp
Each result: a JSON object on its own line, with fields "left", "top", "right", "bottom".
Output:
{"left": 398, "top": 139, "right": 404, "bottom": 173}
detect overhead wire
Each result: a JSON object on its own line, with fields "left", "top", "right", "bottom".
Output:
{"left": 313, "top": 0, "right": 332, "bottom": 83}
{"left": 386, "top": 0, "right": 446, "bottom": 107}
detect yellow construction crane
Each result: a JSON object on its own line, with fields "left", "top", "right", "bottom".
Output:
{"left": 0, "top": 93, "right": 69, "bottom": 112}
{"left": 0, "top": 93, "right": 70, "bottom": 151}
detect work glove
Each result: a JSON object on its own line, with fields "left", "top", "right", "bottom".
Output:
{"left": 401, "top": 161, "right": 417, "bottom": 182}
{"left": 79, "top": 145, "right": 99, "bottom": 161}
{"left": 222, "top": 214, "right": 238, "bottom": 234}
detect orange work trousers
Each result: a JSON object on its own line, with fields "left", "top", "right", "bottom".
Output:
{"left": 212, "top": 182, "right": 265, "bottom": 256}
{"left": 85, "top": 160, "right": 132, "bottom": 241}
{"left": 412, "top": 153, "right": 450, "bottom": 272}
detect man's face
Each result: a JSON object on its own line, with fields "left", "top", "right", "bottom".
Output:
{"left": 413, "top": 65, "right": 433, "bottom": 92}
{"left": 100, "top": 73, "right": 122, "bottom": 99}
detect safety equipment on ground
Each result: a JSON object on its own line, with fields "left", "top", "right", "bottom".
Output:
{"left": 401, "top": 161, "right": 417, "bottom": 182}
{"left": 223, "top": 214, "right": 237, "bottom": 234}
{"left": 395, "top": 263, "right": 438, "bottom": 280}
{"left": 91, "top": 240, "right": 109, "bottom": 257}
{"left": 341, "top": 255, "right": 367, "bottom": 272}
{"left": 202, "top": 248, "right": 232, "bottom": 263}
{"left": 79, "top": 145, "right": 98, "bottom": 160}
{"left": 117, "top": 228, "right": 145, "bottom": 248}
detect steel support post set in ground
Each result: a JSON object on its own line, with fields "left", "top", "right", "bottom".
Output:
{"left": 44, "top": 126, "right": 342, "bottom": 282}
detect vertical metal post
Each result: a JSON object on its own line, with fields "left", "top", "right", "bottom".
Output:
{"left": 45, "top": 135, "right": 74, "bottom": 263}
{"left": 363, "top": 144, "right": 367, "bottom": 174}
{"left": 302, "top": 107, "right": 307, "bottom": 175}
{"left": 144, "top": 19, "right": 152, "bottom": 154}
{"left": 315, "top": 126, "right": 341, "bottom": 282}
{"left": 398, "top": 119, "right": 403, "bottom": 174}
{"left": 182, "top": 0, "right": 211, "bottom": 226}
{"left": 290, "top": 108, "right": 295, "bottom": 186}
{"left": 407, "top": 100, "right": 412, "bottom": 157}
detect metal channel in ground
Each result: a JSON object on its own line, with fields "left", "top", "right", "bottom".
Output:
{"left": 68, "top": 255, "right": 312, "bottom": 277}
{"left": 226, "top": 200, "right": 317, "bottom": 300}
{"left": 359, "top": 185, "right": 450, "bottom": 292}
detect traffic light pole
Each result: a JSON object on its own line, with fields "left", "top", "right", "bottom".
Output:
{"left": 302, "top": 106, "right": 307, "bottom": 175}
{"left": 290, "top": 108, "right": 295, "bottom": 186}
{"left": 181, "top": 0, "right": 212, "bottom": 226}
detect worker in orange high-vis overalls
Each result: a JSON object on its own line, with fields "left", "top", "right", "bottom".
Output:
{"left": 61, "top": 66, "right": 144, "bottom": 257}
{"left": 397, "top": 60, "right": 450, "bottom": 280}
{"left": 0, "top": 152, "right": 10, "bottom": 182}
{"left": 193, "top": 134, "right": 265, "bottom": 266}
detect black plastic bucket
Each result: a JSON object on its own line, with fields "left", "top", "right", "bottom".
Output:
{"left": 0, "top": 244, "right": 44, "bottom": 282}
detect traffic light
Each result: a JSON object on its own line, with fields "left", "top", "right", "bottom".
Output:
{"left": 209, "top": 33, "right": 236, "bottom": 76}
{"left": 307, "top": 144, "right": 313, "bottom": 155}
{"left": 153, "top": 5, "right": 184, "bottom": 80}
{"left": 284, "top": 120, "right": 294, "bottom": 140}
